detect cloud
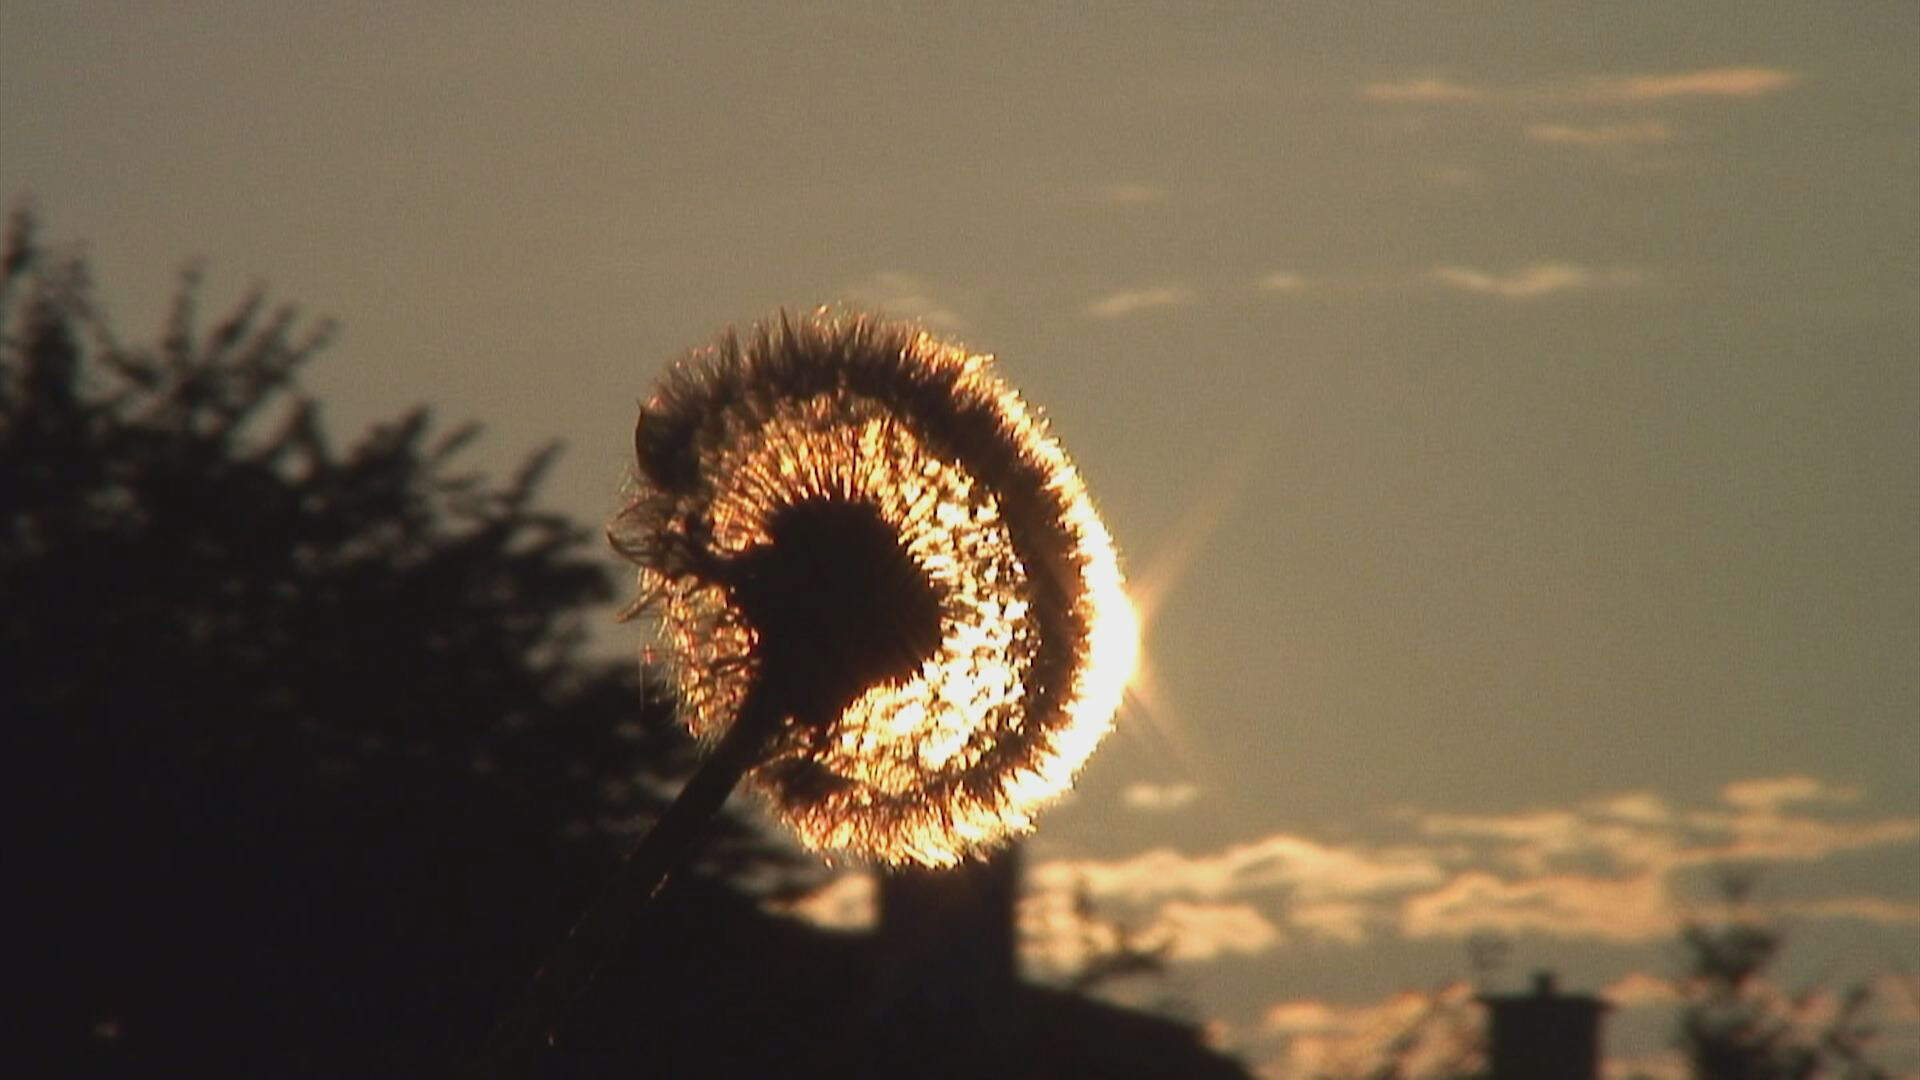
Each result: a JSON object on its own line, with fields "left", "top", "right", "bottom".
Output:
{"left": 1686, "top": 805, "right": 1920, "bottom": 864}
{"left": 1254, "top": 271, "right": 1307, "bottom": 292}
{"left": 1155, "top": 899, "right": 1286, "bottom": 961}
{"left": 1775, "top": 897, "right": 1920, "bottom": 926}
{"left": 789, "top": 865, "right": 1285, "bottom": 972}
{"left": 1020, "top": 886, "right": 1284, "bottom": 974}
{"left": 786, "top": 775, "right": 1919, "bottom": 963}
{"left": 1603, "top": 971, "right": 1682, "bottom": 1008}
{"left": 1526, "top": 119, "right": 1675, "bottom": 145}
{"left": 1286, "top": 900, "right": 1374, "bottom": 944}
{"left": 1023, "top": 833, "right": 1443, "bottom": 958}
{"left": 1263, "top": 999, "right": 1342, "bottom": 1035}
{"left": 1084, "top": 286, "right": 1194, "bottom": 319}
{"left": 1258, "top": 982, "right": 1482, "bottom": 1080}
{"left": 1122, "top": 781, "right": 1201, "bottom": 811}
{"left": 1036, "top": 774, "right": 1918, "bottom": 949}
{"left": 1361, "top": 67, "right": 1798, "bottom": 107}
{"left": 1416, "top": 806, "right": 1680, "bottom": 874}
{"left": 1401, "top": 870, "right": 1676, "bottom": 941}
{"left": 841, "top": 271, "right": 965, "bottom": 330}
{"left": 1590, "top": 791, "right": 1675, "bottom": 824}
{"left": 1594, "top": 67, "right": 1798, "bottom": 101}
{"left": 1361, "top": 78, "right": 1484, "bottom": 103}
{"left": 1429, "top": 262, "right": 1642, "bottom": 299}
{"left": 1721, "top": 775, "right": 1858, "bottom": 812}
{"left": 1872, "top": 973, "right": 1920, "bottom": 1023}
{"left": 1420, "top": 783, "right": 1916, "bottom": 877}
{"left": 774, "top": 871, "right": 875, "bottom": 930}
{"left": 1403, "top": 780, "right": 1920, "bottom": 942}
{"left": 1031, "top": 833, "right": 1446, "bottom": 905}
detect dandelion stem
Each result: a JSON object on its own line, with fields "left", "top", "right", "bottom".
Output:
{"left": 475, "top": 689, "right": 783, "bottom": 1077}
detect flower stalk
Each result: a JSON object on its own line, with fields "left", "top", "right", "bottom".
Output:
{"left": 476, "top": 309, "right": 1134, "bottom": 1073}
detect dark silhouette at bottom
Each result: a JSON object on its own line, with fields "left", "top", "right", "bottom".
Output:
{"left": 1479, "top": 971, "right": 1608, "bottom": 1080}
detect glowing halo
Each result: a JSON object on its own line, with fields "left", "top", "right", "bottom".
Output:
{"left": 612, "top": 310, "right": 1135, "bottom": 866}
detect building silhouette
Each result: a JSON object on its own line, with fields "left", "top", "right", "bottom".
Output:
{"left": 570, "top": 844, "right": 1248, "bottom": 1079}
{"left": 1479, "top": 971, "right": 1609, "bottom": 1080}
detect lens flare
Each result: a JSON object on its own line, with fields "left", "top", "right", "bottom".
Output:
{"left": 612, "top": 311, "right": 1134, "bottom": 866}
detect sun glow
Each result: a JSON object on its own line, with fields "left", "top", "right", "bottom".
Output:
{"left": 1106, "top": 432, "right": 1260, "bottom": 780}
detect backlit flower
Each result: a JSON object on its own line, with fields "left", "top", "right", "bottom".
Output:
{"left": 612, "top": 311, "right": 1134, "bottom": 866}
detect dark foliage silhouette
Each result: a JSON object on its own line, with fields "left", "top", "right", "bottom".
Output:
{"left": 1, "top": 210, "right": 805, "bottom": 1077}
{"left": 4, "top": 211, "right": 1250, "bottom": 1080}
{"left": 1675, "top": 873, "right": 1890, "bottom": 1080}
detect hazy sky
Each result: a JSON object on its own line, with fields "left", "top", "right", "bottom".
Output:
{"left": 7, "top": 4, "right": 1916, "bottom": 1075}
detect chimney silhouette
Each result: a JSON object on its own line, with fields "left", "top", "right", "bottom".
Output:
{"left": 864, "top": 843, "right": 1022, "bottom": 1061}
{"left": 1479, "top": 971, "right": 1608, "bottom": 1080}
{"left": 877, "top": 842, "right": 1021, "bottom": 993}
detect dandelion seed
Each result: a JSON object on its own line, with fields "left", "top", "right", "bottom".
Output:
{"left": 482, "top": 310, "right": 1135, "bottom": 1070}
{"left": 612, "top": 309, "right": 1135, "bottom": 866}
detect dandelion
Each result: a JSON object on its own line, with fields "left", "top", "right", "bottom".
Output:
{"left": 482, "top": 311, "right": 1131, "bottom": 1070}
{"left": 613, "top": 309, "right": 1135, "bottom": 866}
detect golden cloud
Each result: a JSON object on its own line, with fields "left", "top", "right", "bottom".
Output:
{"left": 1084, "top": 285, "right": 1195, "bottom": 318}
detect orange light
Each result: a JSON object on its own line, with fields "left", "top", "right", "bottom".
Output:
{"left": 614, "top": 312, "right": 1133, "bottom": 866}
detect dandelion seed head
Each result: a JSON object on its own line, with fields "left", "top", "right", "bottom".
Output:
{"left": 614, "top": 310, "right": 1134, "bottom": 866}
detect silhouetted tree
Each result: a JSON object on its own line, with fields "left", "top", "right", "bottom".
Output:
{"left": 1301, "top": 980, "right": 1484, "bottom": 1080}
{"left": 1, "top": 210, "right": 807, "bottom": 1078}
{"left": 4, "top": 210, "right": 1259, "bottom": 1080}
{"left": 1676, "top": 872, "right": 1890, "bottom": 1080}
{"left": 1058, "top": 875, "right": 1176, "bottom": 997}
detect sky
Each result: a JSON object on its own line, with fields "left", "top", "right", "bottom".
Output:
{"left": 5, "top": 4, "right": 1916, "bottom": 1076}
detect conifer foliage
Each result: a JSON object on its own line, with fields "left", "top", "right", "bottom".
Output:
{"left": 0, "top": 210, "right": 797, "bottom": 1076}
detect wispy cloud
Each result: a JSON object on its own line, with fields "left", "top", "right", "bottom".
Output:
{"left": 1154, "top": 900, "right": 1286, "bottom": 961}
{"left": 1029, "top": 834, "right": 1446, "bottom": 905}
{"left": 1263, "top": 998, "right": 1345, "bottom": 1035}
{"left": 1361, "top": 78, "right": 1485, "bottom": 104}
{"left": 1055, "top": 776, "right": 1916, "bottom": 949}
{"left": 1084, "top": 285, "right": 1194, "bottom": 319}
{"left": 1417, "top": 779, "right": 1917, "bottom": 878}
{"left": 1122, "top": 781, "right": 1201, "bottom": 812}
{"left": 1775, "top": 897, "right": 1920, "bottom": 926}
{"left": 1595, "top": 67, "right": 1798, "bottom": 101}
{"left": 841, "top": 271, "right": 966, "bottom": 330}
{"left": 1603, "top": 971, "right": 1683, "bottom": 1009}
{"left": 1362, "top": 67, "right": 1798, "bottom": 106}
{"left": 1591, "top": 791, "right": 1675, "bottom": 824}
{"left": 1254, "top": 271, "right": 1308, "bottom": 293}
{"left": 1526, "top": 119, "right": 1675, "bottom": 145}
{"left": 1686, "top": 805, "right": 1920, "bottom": 864}
{"left": 774, "top": 871, "right": 874, "bottom": 931}
{"left": 782, "top": 862, "right": 1288, "bottom": 972}
{"left": 1286, "top": 900, "right": 1374, "bottom": 944}
{"left": 1874, "top": 973, "right": 1920, "bottom": 1023}
{"left": 780, "top": 775, "right": 1920, "bottom": 961}
{"left": 1402, "top": 780, "right": 1920, "bottom": 941}
{"left": 1429, "top": 262, "right": 1642, "bottom": 299}
{"left": 1259, "top": 982, "right": 1482, "bottom": 1080}
{"left": 1241, "top": 263, "right": 1640, "bottom": 300}
{"left": 1253, "top": 964, "right": 1903, "bottom": 1080}
{"left": 1416, "top": 806, "right": 1677, "bottom": 874}
{"left": 1402, "top": 869, "right": 1676, "bottom": 941}
{"left": 1020, "top": 885, "right": 1285, "bottom": 973}
{"left": 1721, "top": 775, "right": 1858, "bottom": 812}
